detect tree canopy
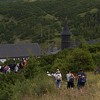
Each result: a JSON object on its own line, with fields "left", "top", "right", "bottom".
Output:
{"left": 0, "top": 0, "right": 100, "bottom": 44}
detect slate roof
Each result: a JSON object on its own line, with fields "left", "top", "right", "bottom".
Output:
{"left": 61, "top": 23, "right": 72, "bottom": 35}
{"left": 0, "top": 43, "right": 42, "bottom": 58}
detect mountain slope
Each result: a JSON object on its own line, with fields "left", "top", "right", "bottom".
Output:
{"left": 0, "top": 0, "right": 100, "bottom": 43}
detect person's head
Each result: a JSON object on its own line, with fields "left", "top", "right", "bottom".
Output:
{"left": 57, "top": 69, "right": 59, "bottom": 71}
{"left": 80, "top": 69, "right": 83, "bottom": 72}
{"left": 67, "top": 70, "right": 71, "bottom": 73}
{"left": 56, "top": 70, "right": 60, "bottom": 74}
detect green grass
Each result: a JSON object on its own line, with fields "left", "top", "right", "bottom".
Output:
{"left": 33, "top": 72, "right": 100, "bottom": 100}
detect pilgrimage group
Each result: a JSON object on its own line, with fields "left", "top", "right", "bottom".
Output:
{"left": 0, "top": 58, "right": 27, "bottom": 73}
{"left": 47, "top": 69, "right": 87, "bottom": 93}
{"left": 1, "top": 59, "right": 100, "bottom": 93}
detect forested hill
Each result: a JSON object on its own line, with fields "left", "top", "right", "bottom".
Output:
{"left": 0, "top": 0, "right": 100, "bottom": 44}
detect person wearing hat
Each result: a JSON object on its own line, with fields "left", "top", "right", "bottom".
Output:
{"left": 55, "top": 70, "right": 62, "bottom": 88}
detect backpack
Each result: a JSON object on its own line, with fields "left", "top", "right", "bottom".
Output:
{"left": 56, "top": 74, "right": 61, "bottom": 81}
{"left": 79, "top": 74, "right": 86, "bottom": 83}
{"left": 69, "top": 75, "right": 74, "bottom": 82}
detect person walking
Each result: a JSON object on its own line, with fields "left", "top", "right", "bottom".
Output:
{"left": 66, "top": 71, "right": 75, "bottom": 89}
{"left": 77, "top": 69, "right": 86, "bottom": 93}
{"left": 55, "top": 70, "right": 62, "bottom": 89}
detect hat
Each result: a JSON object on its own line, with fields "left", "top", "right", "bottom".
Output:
{"left": 56, "top": 70, "right": 60, "bottom": 74}
{"left": 47, "top": 71, "right": 49, "bottom": 74}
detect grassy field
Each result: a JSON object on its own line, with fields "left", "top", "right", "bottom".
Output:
{"left": 33, "top": 72, "right": 100, "bottom": 100}
{"left": 4, "top": 72, "right": 99, "bottom": 100}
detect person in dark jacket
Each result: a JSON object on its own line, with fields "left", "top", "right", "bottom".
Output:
{"left": 77, "top": 69, "right": 86, "bottom": 93}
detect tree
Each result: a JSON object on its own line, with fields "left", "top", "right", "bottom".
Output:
{"left": 69, "top": 48, "right": 94, "bottom": 71}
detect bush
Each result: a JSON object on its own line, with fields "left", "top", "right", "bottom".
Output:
{"left": 0, "top": 72, "right": 25, "bottom": 100}
{"left": 68, "top": 48, "right": 94, "bottom": 71}
{"left": 92, "top": 52, "right": 100, "bottom": 66}
{"left": 4, "top": 73, "right": 56, "bottom": 100}
{"left": 23, "top": 56, "right": 41, "bottom": 79}
{"left": 33, "top": 73, "right": 56, "bottom": 96}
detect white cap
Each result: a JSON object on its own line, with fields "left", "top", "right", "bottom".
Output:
{"left": 47, "top": 71, "right": 49, "bottom": 74}
{"left": 56, "top": 71, "right": 60, "bottom": 74}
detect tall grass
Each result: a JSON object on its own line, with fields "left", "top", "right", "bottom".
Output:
{"left": 2, "top": 72, "right": 100, "bottom": 100}
{"left": 34, "top": 72, "right": 100, "bottom": 100}
{"left": 9, "top": 73, "right": 56, "bottom": 100}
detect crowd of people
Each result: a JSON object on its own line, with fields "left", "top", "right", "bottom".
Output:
{"left": 0, "top": 58, "right": 28, "bottom": 74}
{"left": 47, "top": 69, "right": 87, "bottom": 93}
{"left": 1, "top": 58, "right": 99, "bottom": 94}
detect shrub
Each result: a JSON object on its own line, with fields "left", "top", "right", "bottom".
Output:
{"left": 92, "top": 52, "right": 100, "bottom": 66}
{"left": 5, "top": 73, "right": 56, "bottom": 100}
{"left": 23, "top": 56, "right": 41, "bottom": 79}
{"left": 68, "top": 48, "right": 95, "bottom": 71}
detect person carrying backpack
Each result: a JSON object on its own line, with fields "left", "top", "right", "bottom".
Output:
{"left": 77, "top": 69, "right": 86, "bottom": 93}
{"left": 66, "top": 71, "right": 75, "bottom": 89}
{"left": 55, "top": 70, "right": 62, "bottom": 89}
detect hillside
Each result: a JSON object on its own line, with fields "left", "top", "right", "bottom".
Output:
{"left": 35, "top": 72, "right": 100, "bottom": 100}
{"left": 0, "top": 43, "right": 100, "bottom": 99}
{"left": 0, "top": 0, "right": 100, "bottom": 44}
